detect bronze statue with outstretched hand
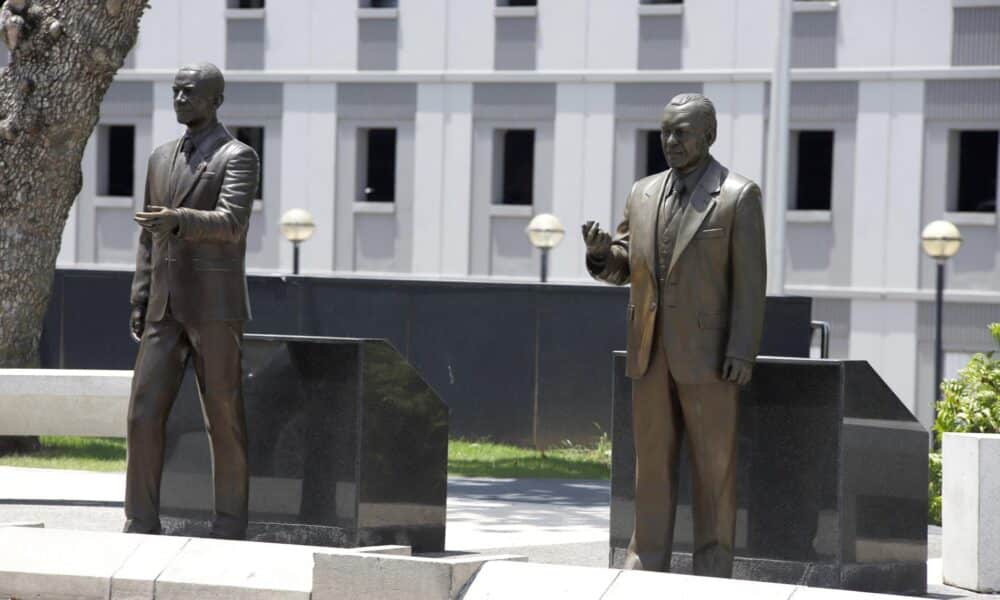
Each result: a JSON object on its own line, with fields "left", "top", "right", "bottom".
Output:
{"left": 584, "top": 93, "right": 766, "bottom": 577}
{"left": 125, "top": 62, "right": 259, "bottom": 540}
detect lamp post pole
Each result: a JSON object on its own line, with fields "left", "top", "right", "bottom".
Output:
{"left": 540, "top": 248, "right": 549, "bottom": 283}
{"left": 920, "top": 219, "right": 962, "bottom": 426}
{"left": 293, "top": 241, "right": 301, "bottom": 276}
{"left": 933, "top": 261, "right": 945, "bottom": 406}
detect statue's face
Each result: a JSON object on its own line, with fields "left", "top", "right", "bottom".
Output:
{"left": 660, "top": 104, "right": 712, "bottom": 173}
{"left": 172, "top": 70, "right": 220, "bottom": 128}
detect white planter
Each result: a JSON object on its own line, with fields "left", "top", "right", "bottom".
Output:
{"left": 942, "top": 432, "right": 1000, "bottom": 593}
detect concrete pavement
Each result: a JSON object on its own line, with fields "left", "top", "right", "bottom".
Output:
{"left": 0, "top": 467, "right": 991, "bottom": 598}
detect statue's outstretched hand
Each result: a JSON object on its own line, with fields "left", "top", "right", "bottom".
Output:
{"left": 134, "top": 205, "right": 180, "bottom": 235}
{"left": 582, "top": 221, "right": 612, "bottom": 260}
{"left": 722, "top": 357, "right": 753, "bottom": 386}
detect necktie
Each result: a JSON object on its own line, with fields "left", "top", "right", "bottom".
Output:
{"left": 181, "top": 137, "right": 195, "bottom": 159}
{"left": 664, "top": 177, "right": 686, "bottom": 226}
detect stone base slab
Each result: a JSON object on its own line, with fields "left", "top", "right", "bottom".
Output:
{"left": 0, "top": 527, "right": 426, "bottom": 600}
{"left": 462, "top": 561, "right": 911, "bottom": 600}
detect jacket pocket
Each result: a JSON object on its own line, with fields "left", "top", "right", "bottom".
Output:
{"left": 694, "top": 227, "right": 726, "bottom": 239}
{"left": 192, "top": 258, "right": 243, "bottom": 272}
{"left": 698, "top": 311, "right": 727, "bottom": 329}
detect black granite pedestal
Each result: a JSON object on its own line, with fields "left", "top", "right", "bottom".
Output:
{"left": 158, "top": 335, "right": 448, "bottom": 553}
{"left": 610, "top": 353, "right": 929, "bottom": 596}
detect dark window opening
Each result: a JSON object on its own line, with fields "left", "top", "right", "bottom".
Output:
{"left": 363, "top": 128, "right": 397, "bottom": 203}
{"left": 793, "top": 130, "right": 834, "bottom": 211}
{"left": 500, "top": 130, "right": 534, "bottom": 205}
{"left": 231, "top": 126, "right": 264, "bottom": 200}
{"left": 360, "top": 0, "right": 398, "bottom": 7}
{"left": 956, "top": 130, "right": 998, "bottom": 212}
{"left": 640, "top": 0, "right": 683, "bottom": 4}
{"left": 102, "top": 125, "right": 134, "bottom": 197}
{"left": 644, "top": 130, "right": 667, "bottom": 176}
{"left": 497, "top": 0, "right": 537, "bottom": 6}
{"left": 229, "top": 0, "right": 265, "bottom": 8}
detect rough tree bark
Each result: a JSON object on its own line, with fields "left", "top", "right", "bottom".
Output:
{"left": 0, "top": 0, "right": 146, "bottom": 452}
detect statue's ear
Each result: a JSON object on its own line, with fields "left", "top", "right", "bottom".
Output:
{"left": 706, "top": 127, "right": 717, "bottom": 148}
{"left": 214, "top": 94, "right": 225, "bottom": 109}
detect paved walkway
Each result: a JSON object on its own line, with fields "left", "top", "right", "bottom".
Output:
{"left": 0, "top": 467, "right": 991, "bottom": 598}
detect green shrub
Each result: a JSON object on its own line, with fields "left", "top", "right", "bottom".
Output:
{"left": 929, "top": 322, "right": 1000, "bottom": 525}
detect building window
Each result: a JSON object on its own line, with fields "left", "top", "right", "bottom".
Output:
{"left": 98, "top": 125, "right": 134, "bottom": 197}
{"left": 496, "top": 130, "right": 534, "bottom": 205}
{"left": 642, "top": 130, "right": 667, "bottom": 177}
{"left": 360, "top": 0, "right": 398, "bottom": 7}
{"left": 953, "top": 7, "right": 1000, "bottom": 66}
{"left": 497, "top": 0, "right": 537, "bottom": 5}
{"left": 228, "top": 0, "right": 264, "bottom": 7}
{"left": 640, "top": 0, "right": 683, "bottom": 4}
{"left": 230, "top": 126, "right": 264, "bottom": 200}
{"left": 952, "top": 130, "right": 998, "bottom": 213}
{"left": 360, "top": 128, "right": 397, "bottom": 203}
{"left": 791, "top": 130, "right": 834, "bottom": 211}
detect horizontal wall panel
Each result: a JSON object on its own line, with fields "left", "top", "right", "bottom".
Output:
{"left": 926, "top": 79, "right": 1000, "bottom": 121}
{"left": 473, "top": 83, "right": 555, "bottom": 120}
{"left": 615, "top": 83, "right": 703, "bottom": 122}
{"left": 100, "top": 82, "right": 154, "bottom": 119}
{"left": 338, "top": 83, "right": 417, "bottom": 120}
{"left": 219, "top": 83, "right": 283, "bottom": 119}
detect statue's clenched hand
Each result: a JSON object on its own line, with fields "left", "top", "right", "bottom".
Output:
{"left": 582, "top": 220, "right": 612, "bottom": 260}
{"left": 722, "top": 357, "right": 753, "bottom": 386}
{"left": 129, "top": 304, "right": 146, "bottom": 343}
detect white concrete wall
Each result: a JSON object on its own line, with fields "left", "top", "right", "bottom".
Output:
{"left": 550, "top": 83, "right": 616, "bottom": 281}
{"left": 412, "top": 83, "right": 474, "bottom": 275}
{"left": 279, "top": 83, "right": 338, "bottom": 273}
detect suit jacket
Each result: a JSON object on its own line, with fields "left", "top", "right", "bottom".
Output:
{"left": 130, "top": 123, "right": 260, "bottom": 323}
{"left": 588, "top": 156, "right": 766, "bottom": 383}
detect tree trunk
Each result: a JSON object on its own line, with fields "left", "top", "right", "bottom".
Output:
{"left": 0, "top": 0, "right": 146, "bottom": 453}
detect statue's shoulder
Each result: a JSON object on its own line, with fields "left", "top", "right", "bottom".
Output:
{"left": 720, "top": 168, "right": 758, "bottom": 196}
{"left": 151, "top": 139, "right": 178, "bottom": 159}
{"left": 633, "top": 170, "right": 668, "bottom": 197}
{"left": 218, "top": 129, "right": 257, "bottom": 161}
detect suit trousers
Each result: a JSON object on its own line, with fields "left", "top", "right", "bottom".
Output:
{"left": 123, "top": 313, "right": 249, "bottom": 539}
{"left": 624, "top": 327, "right": 739, "bottom": 577}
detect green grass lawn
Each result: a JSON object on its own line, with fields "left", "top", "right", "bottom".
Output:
{"left": 0, "top": 436, "right": 611, "bottom": 480}
{"left": 447, "top": 439, "right": 610, "bottom": 479}
{"left": 0, "top": 436, "right": 127, "bottom": 472}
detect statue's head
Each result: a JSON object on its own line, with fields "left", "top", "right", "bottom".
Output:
{"left": 172, "top": 62, "right": 225, "bottom": 129}
{"left": 660, "top": 93, "right": 717, "bottom": 173}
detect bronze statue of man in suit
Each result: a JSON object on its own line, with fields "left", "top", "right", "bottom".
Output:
{"left": 583, "top": 93, "right": 766, "bottom": 577}
{"left": 124, "top": 62, "right": 260, "bottom": 540}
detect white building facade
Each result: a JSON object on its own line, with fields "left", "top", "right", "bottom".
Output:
{"left": 22, "top": 0, "right": 1000, "bottom": 426}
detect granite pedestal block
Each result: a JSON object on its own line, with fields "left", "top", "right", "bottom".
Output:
{"left": 158, "top": 335, "right": 448, "bottom": 553}
{"left": 610, "top": 354, "right": 928, "bottom": 596}
{"left": 942, "top": 432, "right": 1000, "bottom": 593}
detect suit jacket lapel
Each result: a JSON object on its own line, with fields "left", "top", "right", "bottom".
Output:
{"left": 173, "top": 131, "right": 231, "bottom": 208}
{"left": 161, "top": 139, "right": 183, "bottom": 207}
{"left": 667, "top": 158, "right": 724, "bottom": 277}
{"left": 643, "top": 170, "right": 670, "bottom": 284}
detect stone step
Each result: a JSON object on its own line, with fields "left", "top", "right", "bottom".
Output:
{"left": 460, "top": 561, "right": 909, "bottom": 600}
{"left": 0, "top": 526, "right": 411, "bottom": 600}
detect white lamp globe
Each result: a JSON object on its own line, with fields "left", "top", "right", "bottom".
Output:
{"left": 525, "top": 213, "right": 565, "bottom": 250}
{"left": 280, "top": 208, "right": 316, "bottom": 243}
{"left": 920, "top": 220, "right": 962, "bottom": 261}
